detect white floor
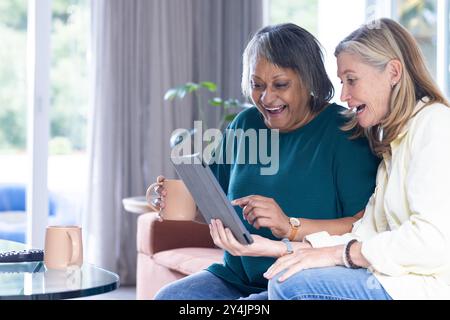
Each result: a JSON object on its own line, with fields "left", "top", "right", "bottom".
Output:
{"left": 73, "top": 285, "right": 136, "bottom": 300}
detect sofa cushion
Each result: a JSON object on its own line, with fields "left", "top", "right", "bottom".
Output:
{"left": 137, "top": 212, "right": 216, "bottom": 256}
{"left": 153, "top": 247, "right": 223, "bottom": 276}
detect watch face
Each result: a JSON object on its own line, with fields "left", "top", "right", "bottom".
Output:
{"left": 290, "top": 217, "right": 300, "bottom": 227}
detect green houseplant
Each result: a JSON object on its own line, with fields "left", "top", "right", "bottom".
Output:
{"left": 164, "top": 81, "right": 250, "bottom": 132}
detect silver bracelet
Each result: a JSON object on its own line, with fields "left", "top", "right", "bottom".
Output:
{"left": 281, "top": 238, "right": 294, "bottom": 255}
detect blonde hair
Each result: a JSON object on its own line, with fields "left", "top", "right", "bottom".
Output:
{"left": 335, "top": 18, "right": 449, "bottom": 157}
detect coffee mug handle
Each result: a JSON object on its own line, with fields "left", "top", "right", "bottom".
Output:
{"left": 67, "top": 230, "right": 80, "bottom": 265}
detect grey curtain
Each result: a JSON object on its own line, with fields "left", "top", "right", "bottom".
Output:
{"left": 86, "top": 0, "right": 262, "bottom": 285}
{"left": 192, "top": 0, "right": 263, "bottom": 127}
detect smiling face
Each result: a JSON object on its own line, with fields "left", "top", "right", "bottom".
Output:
{"left": 250, "top": 58, "right": 312, "bottom": 132}
{"left": 337, "top": 52, "right": 395, "bottom": 128}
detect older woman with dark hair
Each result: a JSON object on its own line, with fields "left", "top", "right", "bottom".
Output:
{"left": 266, "top": 18, "right": 450, "bottom": 300}
{"left": 153, "top": 23, "right": 379, "bottom": 300}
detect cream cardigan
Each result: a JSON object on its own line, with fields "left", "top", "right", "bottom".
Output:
{"left": 305, "top": 100, "right": 450, "bottom": 300}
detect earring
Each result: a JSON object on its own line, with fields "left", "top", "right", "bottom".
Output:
{"left": 391, "top": 82, "right": 397, "bottom": 89}
{"left": 378, "top": 126, "right": 384, "bottom": 142}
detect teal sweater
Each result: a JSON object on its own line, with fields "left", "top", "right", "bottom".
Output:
{"left": 207, "top": 104, "right": 379, "bottom": 295}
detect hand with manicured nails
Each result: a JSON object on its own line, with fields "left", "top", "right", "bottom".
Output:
{"left": 232, "top": 195, "right": 291, "bottom": 239}
{"left": 209, "top": 219, "right": 312, "bottom": 258}
{"left": 264, "top": 245, "right": 344, "bottom": 282}
{"left": 209, "top": 219, "right": 284, "bottom": 257}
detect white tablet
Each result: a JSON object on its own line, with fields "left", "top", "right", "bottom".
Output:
{"left": 171, "top": 154, "right": 254, "bottom": 245}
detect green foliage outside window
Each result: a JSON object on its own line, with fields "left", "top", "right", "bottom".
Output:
{"left": 0, "top": 0, "right": 88, "bottom": 154}
{"left": 269, "top": 0, "right": 318, "bottom": 36}
{"left": 397, "top": 0, "right": 437, "bottom": 78}
{"left": 0, "top": 0, "right": 27, "bottom": 152}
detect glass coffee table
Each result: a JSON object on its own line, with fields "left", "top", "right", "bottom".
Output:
{"left": 0, "top": 240, "right": 119, "bottom": 300}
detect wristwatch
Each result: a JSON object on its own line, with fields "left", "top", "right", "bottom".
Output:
{"left": 281, "top": 238, "right": 294, "bottom": 255}
{"left": 288, "top": 217, "right": 301, "bottom": 241}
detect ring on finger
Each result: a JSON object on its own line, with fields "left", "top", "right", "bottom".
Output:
{"left": 152, "top": 197, "right": 162, "bottom": 208}
{"left": 154, "top": 184, "right": 164, "bottom": 194}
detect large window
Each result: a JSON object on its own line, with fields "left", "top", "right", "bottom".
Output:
{"left": 0, "top": 0, "right": 89, "bottom": 244}
{"left": 269, "top": 0, "right": 318, "bottom": 36}
{"left": 48, "top": 0, "right": 89, "bottom": 229}
{"left": 269, "top": 0, "right": 368, "bottom": 103}
{"left": 268, "top": 0, "right": 450, "bottom": 101}
{"left": 0, "top": 1, "right": 27, "bottom": 154}
{"left": 396, "top": 0, "right": 437, "bottom": 79}
{"left": 0, "top": 1, "right": 28, "bottom": 242}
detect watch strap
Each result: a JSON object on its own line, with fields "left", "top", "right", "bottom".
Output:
{"left": 288, "top": 224, "right": 299, "bottom": 241}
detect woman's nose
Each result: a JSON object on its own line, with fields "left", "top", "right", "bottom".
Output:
{"left": 261, "top": 88, "right": 276, "bottom": 105}
{"left": 340, "top": 86, "right": 351, "bottom": 102}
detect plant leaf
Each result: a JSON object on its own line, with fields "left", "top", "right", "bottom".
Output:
{"left": 224, "top": 99, "right": 241, "bottom": 109}
{"left": 208, "top": 98, "right": 223, "bottom": 107}
{"left": 224, "top": 113, "right": 237, "bottom": 122}
{"left": 185, "top": 82, "right": 200, "bottom": 93}
{"left": 177, "top": 87, "right": 188, "bottom": 99}
{"left": 164, "top": 88, "right": 179, "bottom": 101}
{"left": 200, "top": 81, "right": 217, "bottom": 92}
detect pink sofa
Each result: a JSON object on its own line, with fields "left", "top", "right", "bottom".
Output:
{"left": 136, "top": 212, "right": 224, "bottom": 299}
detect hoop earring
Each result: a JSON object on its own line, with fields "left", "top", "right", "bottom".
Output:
{"left": 378, "top": 126, "right": 384, "bottom": 142}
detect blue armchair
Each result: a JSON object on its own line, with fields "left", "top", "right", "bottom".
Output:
{"left": 0, "top": 183, "right": 57, "bottom": 243}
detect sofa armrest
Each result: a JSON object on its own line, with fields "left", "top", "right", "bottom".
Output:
{"left": 137, "top": 212, "right": 216, "bottom": 256}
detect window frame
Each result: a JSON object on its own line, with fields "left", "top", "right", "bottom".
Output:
{"left": 437, "top": 0, "right": 449, "bottom": 95}
{"left": 26, "top": 0, "right": 51, "bottom": 248}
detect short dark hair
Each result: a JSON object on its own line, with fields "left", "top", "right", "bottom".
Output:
{"left": 242, "top": 23, "right": 334, "bottom": 112}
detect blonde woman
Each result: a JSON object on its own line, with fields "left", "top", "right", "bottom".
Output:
{"left": 263, "top": 18, "right": 450, "bottom": 300}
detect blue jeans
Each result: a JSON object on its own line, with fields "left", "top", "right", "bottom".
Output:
{"left": 154, "top": 270, "right": 268, "bottom": 300}
{"left": 268, "top": 267, "right": 392, "bottom": 300}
